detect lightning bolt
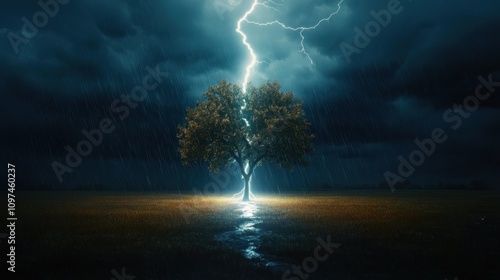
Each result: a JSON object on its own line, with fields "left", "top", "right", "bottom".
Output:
{"left": 235, "top": 0, "right": 260, "bottom": 93}
{"left": 233, "top": 0, "right": 345, "bottom": 200}
{"left": 236, "top": 0, "right": 345, "bottom": 92}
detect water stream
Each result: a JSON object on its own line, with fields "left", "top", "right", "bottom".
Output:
{"left": 214, "top": 201, "right": 291, "bottom": 271}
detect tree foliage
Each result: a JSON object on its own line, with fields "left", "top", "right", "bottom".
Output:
{"left": 177, "top": 80, "right": 314, "bottom": 180}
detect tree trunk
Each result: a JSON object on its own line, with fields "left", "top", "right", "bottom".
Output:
{"left": 242, "top": 176, "right": 250, "bottom": 201}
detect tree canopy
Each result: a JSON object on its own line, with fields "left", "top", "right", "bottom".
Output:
{"left": 177, "top": 80, "right": 313, "bottom": 200}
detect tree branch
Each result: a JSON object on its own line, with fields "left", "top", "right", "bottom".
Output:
{"left": 229, "top": 150, "right": 240, "bottom": 163}
{"left": 236, "top": 145, "right": 242, "bottom": 161}
{"left": 249, "top": 153, "right": 267, "bottom": 176}
{"left": 242, "top": 137, "right": 251, "bottom": 150}
{"left": 230, "top": 150, "right": 247, "bottom": 177}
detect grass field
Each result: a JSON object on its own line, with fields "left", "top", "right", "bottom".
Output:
{"left": 5, "top": 190, "right": 500, "bottom": 279}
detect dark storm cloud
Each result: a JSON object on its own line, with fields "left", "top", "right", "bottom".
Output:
{"left": 1, "top": 0, "right": 499, "bottom": 188}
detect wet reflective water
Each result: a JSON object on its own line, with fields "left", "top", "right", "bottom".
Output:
{"left": 214, "top": 201, "right": 291, "bottom": 270}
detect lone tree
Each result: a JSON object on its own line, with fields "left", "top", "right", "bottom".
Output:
{"left": 177, "top": 80, "right": 313, "bottom": 201}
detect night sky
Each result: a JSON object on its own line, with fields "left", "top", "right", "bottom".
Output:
{"left": 1, "top": 0, "right": 499, "bottom": 191}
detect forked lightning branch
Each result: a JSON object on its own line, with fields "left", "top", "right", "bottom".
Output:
{"left": 237, "top": 0, "right": 345, "bottom": 92}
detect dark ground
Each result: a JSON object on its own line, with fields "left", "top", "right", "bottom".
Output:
{"left": 2, "top": 190, "right": 499, "bottom": 279}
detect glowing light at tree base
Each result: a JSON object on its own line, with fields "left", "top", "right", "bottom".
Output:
{"left": 231, "top": 162, "right": 256, "bottom": 200}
